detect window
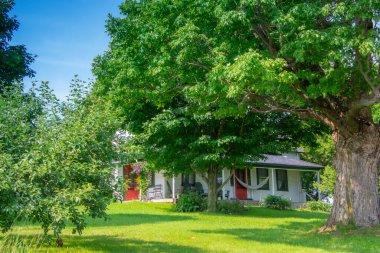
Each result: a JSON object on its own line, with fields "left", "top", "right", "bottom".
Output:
{"left": 150, "top": 173, "right": 155, "bottom": 187}
{"left": 256, "top": 168, "right": 269, "bottom": 190}
{"left": 276, "top": 169, "right": 288, "bottom": 191}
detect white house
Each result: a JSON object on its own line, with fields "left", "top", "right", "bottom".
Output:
{"left": 116, "top": 152, "right": 323, "bottom": 205}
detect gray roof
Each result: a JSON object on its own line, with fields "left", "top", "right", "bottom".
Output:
{"left": 248, "top": 154, "right": 324, "bottom": 171}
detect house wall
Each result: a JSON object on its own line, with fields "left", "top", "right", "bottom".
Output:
{"left": 221, "top": 168, "right": 307, "bottom": 203}
{"left": 153, "top": 172, "right": 209, "bottom": 198}
{"left": 117, "top": 165, "right": 308, "bottom": 203}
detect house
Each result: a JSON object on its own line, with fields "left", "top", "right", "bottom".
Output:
{"left": 115, "top": 151, "right": 323, "bottom": 205}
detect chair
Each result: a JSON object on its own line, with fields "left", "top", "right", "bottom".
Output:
{"left": 153, "top": 184, "right": 163, "bottom": 199}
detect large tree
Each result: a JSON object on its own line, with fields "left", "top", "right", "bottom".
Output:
{"left": 93, "top": 0, "right": 321, "bottom": 211}
{"left": 94, "top": 0, "right": 380, "bottom": 227}
{"left": 0, "top": 0, "right": 35, "bottom": 91}
{"left": 209, "top": 0, "right": 380, "bottom": 228}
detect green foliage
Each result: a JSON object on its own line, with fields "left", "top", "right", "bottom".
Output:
{"left": 175, "top": 193, "right": 207, "bottom": 212}
{"left": 373, "top": 104, "right": 380, "bottom": 123}
{"left": 315, "top": 165, "right": 337, "bottom": 197}
{"left": 217, "top": 200, "right": 245, "bottom": 214}
{"left": 306, "top": 201, "right": 332, "bottom": 213}
{"left": 132, "top": 162, "right": 152, "bottom": 198}
{"left": 94, "top": 0, "right": 324, "bottom": 211}
{"left": 0, "top": 80, "right": 121, "bottom": 237}
{"left": 0, "top": 0, "right": 35, "bottom": 91}
{"left": 263, "top": 195, "right": 291, "bottom": 210}
{"left": 302, "top": 133, "right": 336, "bottom": 198}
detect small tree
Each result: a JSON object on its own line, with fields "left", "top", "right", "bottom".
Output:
{"left": 0, "top": 81, "right": 121, "bottom": 242}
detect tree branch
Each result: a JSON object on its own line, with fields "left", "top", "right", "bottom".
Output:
{"left": 241, "top": 91, "right": 336, "bottom": 128}
{"left": 357, "top": 53, "right": 380, "bottom": 96}
{"left": 186, "top": 60, "right": 210, "bottom": 71}
{"left": 216, "top": 171, "right": 233, "bottom": 193}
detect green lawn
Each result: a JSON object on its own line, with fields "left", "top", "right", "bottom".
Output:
{"left": 2, "top": 202, "right": 380, "bottom": 253}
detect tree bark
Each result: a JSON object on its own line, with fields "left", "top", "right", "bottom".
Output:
{"left": 326, "top": 124, "right": 380, "bottom": 227}
{"left": 207, "top": 165, "right": 218, "bottom": 212}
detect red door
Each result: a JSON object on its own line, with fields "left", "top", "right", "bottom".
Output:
{"left": 125, "top": 164, "right": 139, "bottom": 200}
{"left": 235, "top": 169, "right": 247, "bottom": 199}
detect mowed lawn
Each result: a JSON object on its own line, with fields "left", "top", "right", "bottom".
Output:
{"left": 3, "top": 202, "right": 380, "bottom": 253}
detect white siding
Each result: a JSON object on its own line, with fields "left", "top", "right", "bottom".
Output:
{"left": 222, "top": 167, "right": 306, "bottom": 203}
{"left": 153, "top": 167, "right": 307, "bottom": 203}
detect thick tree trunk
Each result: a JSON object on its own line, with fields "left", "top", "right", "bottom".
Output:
{"left": 326, "top": 125, "right": 380, "bottom": 227}
{"left": 207, "top": 166, "right": 218, "bottom": 212}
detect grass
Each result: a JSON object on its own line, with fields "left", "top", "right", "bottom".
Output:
{"left": 1, "top": 202, "right": 379, "bottom": 253}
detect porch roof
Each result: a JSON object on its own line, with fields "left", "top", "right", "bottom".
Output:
{"left": 248, "top": 154, "right": 324, "bottom": 171}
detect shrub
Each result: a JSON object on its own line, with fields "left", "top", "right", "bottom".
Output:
{"left": 263, "top": 195, "right": 291, "bottom": 210}
{"left": 217, "top": 200, "right": 245, "bottom": 214}
{"left": 175, "top": 192, "right": 207, "bottom": 212}
{"left": 306, "top": 201, "right": 332, "bottom": 212}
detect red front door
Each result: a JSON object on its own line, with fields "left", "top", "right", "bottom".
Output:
{"left": 125, "top": 164, "right": 139, "bottom": 200}
{"left": 235, "top": 169, "right": 247, "bottom": 199}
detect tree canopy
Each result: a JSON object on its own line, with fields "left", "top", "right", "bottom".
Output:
{"left": 94, "top": 0, "right": 380, "bottom": 227}
{"left": 93, "top": 0, "right": 325, "bottom": 211}
{"left": 0, "top": 0, "right": 35, "bottom": 91}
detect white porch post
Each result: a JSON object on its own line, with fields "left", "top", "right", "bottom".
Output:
{"left": 222, "top": 169, "right": 225, "bottom": 200}
{"left": 317, "top": 171, "right": 321, "bottom": 201}
{"left": 271, "top": 168, "right": 275, "bottom": 195}
{"left": 162, "top": 175, "right": 166, "bottom": 198}
{"left": 172, "top": 175, "right": 175, "bottom": 201}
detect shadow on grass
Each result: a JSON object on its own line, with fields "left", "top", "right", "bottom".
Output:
{"left": 61, "top": 235, "right": 206, "bottom": 253}
{"left": 198, "top": 206, "right": 329, "bottom": 220}
{"left": 247, "top": 207, "right": 329, "bottom": 219}
{"left": 15, "top": 213, "right": 195, "bottom": 228}
{"left": 88, "top": 213, "right": 195, "bottom": 227}
{"left": 1, "top": 234, "right": 206, "bottom": 253}
{"left": 193, "top": 221, "right": 380, "bottom": 253}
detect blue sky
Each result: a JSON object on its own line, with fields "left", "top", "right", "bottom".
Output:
{"left": 11, "top": 0, "right": 122, "bottom": 100}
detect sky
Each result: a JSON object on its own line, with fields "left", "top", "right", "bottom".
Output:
{"left": 10, "top": 0, "right": 122, "bottom": 100}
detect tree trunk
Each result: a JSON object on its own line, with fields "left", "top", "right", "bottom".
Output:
{"left": 207, "top": 165, "right": 218, "bottom": 212}
{"left": 326, "top": 125, "right": 380, "bottom": 227}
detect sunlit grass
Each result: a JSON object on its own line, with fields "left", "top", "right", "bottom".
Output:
{"left": 1, "top": 202, "right": 379, "bottom": 253}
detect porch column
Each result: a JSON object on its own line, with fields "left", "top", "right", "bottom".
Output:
{"left": 162, "top": 176, "right": 166, "bottom": 198}
{"left": 316, "top": 171, "right": 321, "bottom": 201}
{"left": 172, "top": 175, "right": 175, "bottom": 202}
{"left": 271, "top": 168, "right": 275, "bottom": 195}
{"left": 221, "top": 169, "right": 225, "bottom": 200}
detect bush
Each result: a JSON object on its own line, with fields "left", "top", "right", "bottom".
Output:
{"left": 217, "top": 200, "right": 245, "bottom": 214}
{"left": 263, "top": 195, "right": 291, "bottom": 210}
{"left": 306, "top": 201, "right": 332, "bottom": 212}
{"left": 175, "top": 193, "right": 207, "bottom": 212}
